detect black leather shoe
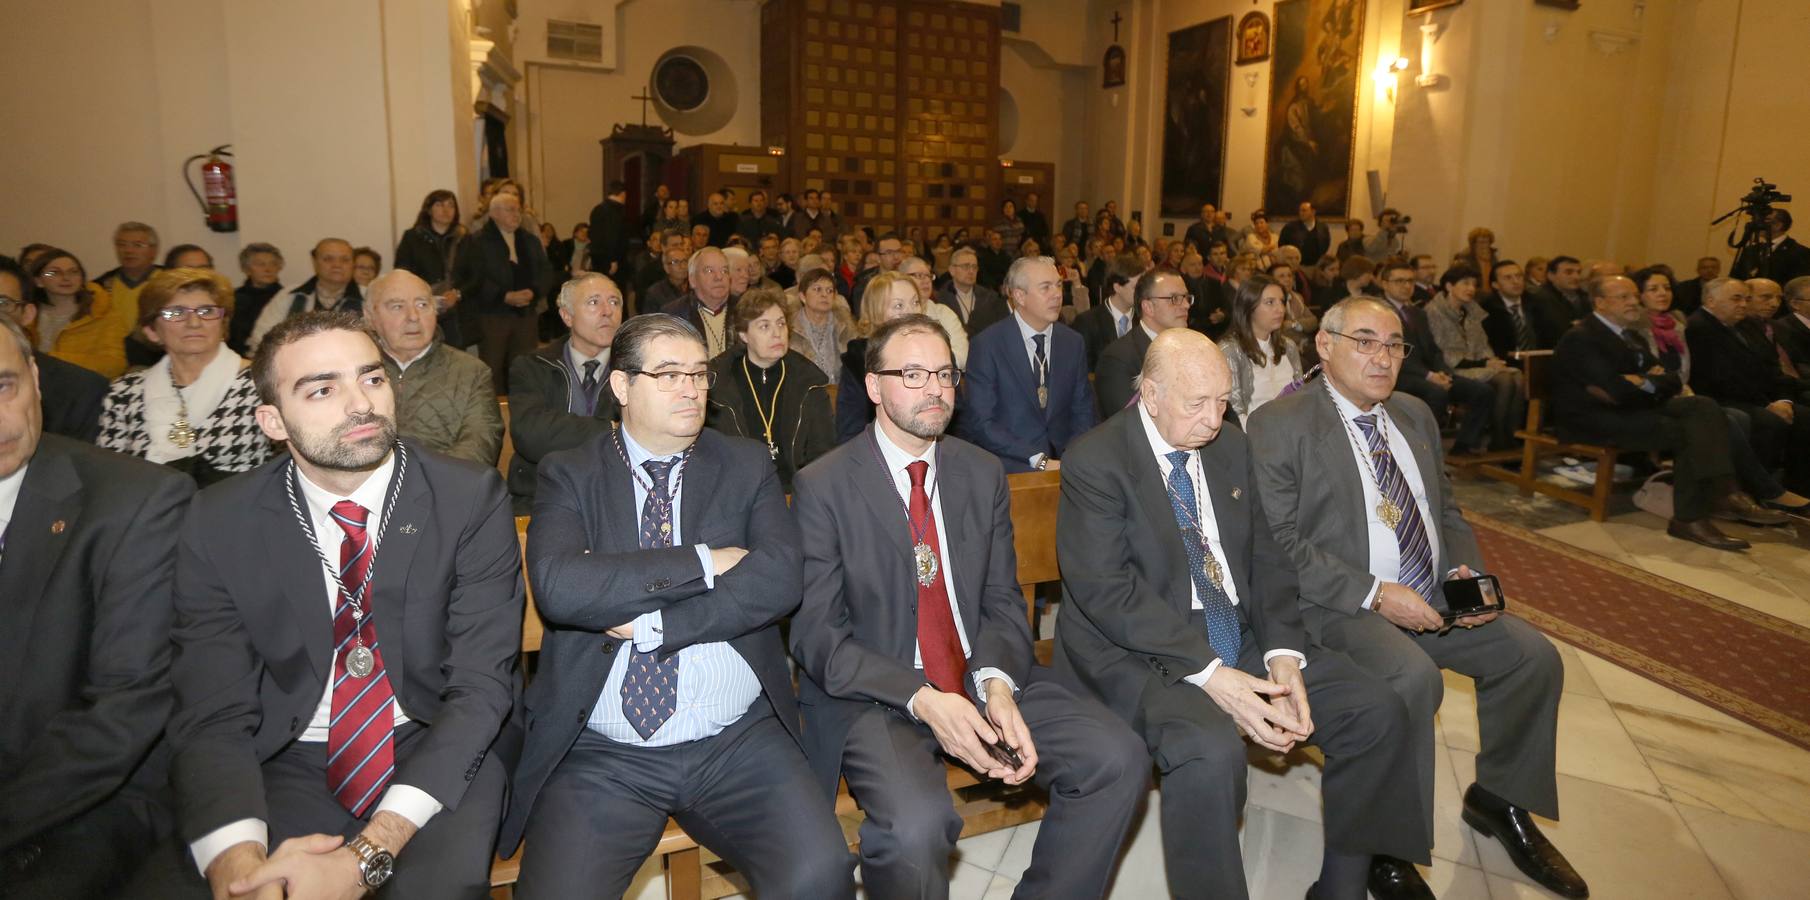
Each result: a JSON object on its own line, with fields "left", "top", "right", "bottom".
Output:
{"left": 1366, "top": 856, "right": 1435, "bottom": 900}
{"left": 1713, "top": 492, "right": 1791, "bottom": 526}
{"left": 1666, "top": 518, "right": 1750, "bottom": 551}
{"left": 1761, "top": 492, "right": 1810, "bottom": 514}
{"left": 1462, "top": 784, "right": 1590, "bottom": 898}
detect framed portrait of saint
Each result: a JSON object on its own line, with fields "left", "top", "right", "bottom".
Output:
{"left": 1103, "top": 44, "right": 1127, "bottom": 88}
{"left": 1235, "top": 12, "right": 1270, "bottom": 65}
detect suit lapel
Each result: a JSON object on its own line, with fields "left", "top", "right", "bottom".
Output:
{"left": 369, "top": 450, "right": 431, "bottom": 671}
{"left": 0, "top": 449, "right": 82, "bottom": 636}
{"left": 1197, "top": 437, "right": 1251, "bottom": 624}
{"left": 1119, "top": 413, "right": 1193, "bottom": 616}
{"left": 258, "top": 464, "right": 335, "bottom": 683}
{"left": 852, "top": 429, "right": 915, "bottom": 562}
{"left": 679, "top": 433, "right": 720, "bottom": 544}
{"left": 1307, "top": 381, "right": 1371, "bottom": 537}
{"left": 598, "top": 427, "right": 642, "bottom": 552}
{"left": 930, "top": 448, "right": 985, "bottom": 633}
{"left": 1001, "top": 322, "right": 1044, "bottom": 414}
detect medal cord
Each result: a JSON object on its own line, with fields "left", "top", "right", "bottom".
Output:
{"left": 741, "top": 356, "right": 786, "bottom": 450}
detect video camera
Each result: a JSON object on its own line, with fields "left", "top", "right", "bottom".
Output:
{"left": 1739, "top": 178, "right": 1791, "bottom": 216}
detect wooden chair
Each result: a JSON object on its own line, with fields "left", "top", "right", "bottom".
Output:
{"left": 1476, "top": 350, "right": 1620, "bottom": 521}
{"left": 496, "top": 397, "right": 513, "bottom": 481}
{"left": 491, "top": 473, "right": 1063, "bottom": 898}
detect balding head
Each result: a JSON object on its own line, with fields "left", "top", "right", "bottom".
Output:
{"left": 1746, "top": 278, "right": 1783, "bottom": 319}
{"left": 364, "top": 269, "right": 437, "bottom": 359}
{"left": 1136, "top": 330, "right": 1231, "bottom": 450}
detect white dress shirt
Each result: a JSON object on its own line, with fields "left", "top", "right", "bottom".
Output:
{"left": 873, "top": 427, "right": 1017, "bottom": 712}
{"left": 190, "top": 452, "right": 442, "bottom": 874}
{"left": 0, "top": 462, "right": 26, "bottom": 554}
{"left": 1248, "top": 337, "right": 1299, "bottom": 414}
{"left": 1137, "top": 407, "right": 1304, "bottom": 684}
{"left": 1325, "top": 387, "right": 1439, "bottom": 609}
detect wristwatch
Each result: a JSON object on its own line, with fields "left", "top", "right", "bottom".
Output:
{"left": 345, "top": 834, "right": 395, "bottom": 891}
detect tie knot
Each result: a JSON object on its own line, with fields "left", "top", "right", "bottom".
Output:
{"left": 330, "top": 500, "right": 369, "bottom": 538}
{"left": 642, "top": 458, "right": 678, "bottom": 492}
{"left": 1165, "top": 449, "right": 1191, "bottom": 471}
{"left": 1032, "top": 333, "right": 1046, "bottom": 352}
{"left": 906, "top": 459, "right": 929, "bottom": 487}
{"left": 582, "top": 359, "right": 600, "bottom": 377}
{"left": 1353, "top": 413, "right": 1378, "bottom": 434}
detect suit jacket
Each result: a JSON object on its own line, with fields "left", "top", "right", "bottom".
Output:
{"left": 1385, "top": 299, "right": 1451, "bottom": 380}
{"left": 1536, "top": 283, "right": 1590, "bottom": 322}
{"left": 1733, "top": 235, "right": 1810, "bottom": 284}
{"left": 1186, "top": 275, "right": 1231, "bottom": 340}
{"left": 586, "top": 198, "right": 630, "bottom": 280}
{"left": 1478, "top": 292, "right": 1568, "bottom": 357}
{"left": 506, "top": 341, "right": 619, "bottom": 513}
{"left": 1071, "top": 302, "right": 1132, "bottom": 372}
{"left": 933, "top": 283, "right": 1009, "bottom": 336}
{"left": 1246, "top": 378, "right": 1483, "bottom": 622}
{"left": 1548, "top": 315, "right": 1681, "bottom": 442}
{"left": 166, "top": 443, "right": 523, "bottom": 844}
{"left": 1279, "top": 220, "right": 1333, "bottom": 264}
{"left": 789, "top": 428, "right": 1033, "bottom": 795}
{"left": 501, "top": 428, "right": 804, "bottom": 851}
{"left": 659, "top": 293, "right": 738, "bottom": 354}
{"left": 0, "top": 436, "right": 194, "bottom": 852}
{"left": 1685, "top": 309, "right": 1791, "bottom": 406}
{"left": 1776, "top": 313, "right": 1810, "bottom": 379}
{"left": 956, "top": 316, "right": 1099, "bottom": 472}
{"left": 34, "top": 351, "right": 107, "bottom": 442}
{"left": 1094, "top": 327, "right": 1153, "bottom": 416}
{"left": 1052, "top": 409, "right": 1306, "bottom": 725}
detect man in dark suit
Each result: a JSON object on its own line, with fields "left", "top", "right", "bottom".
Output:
{"left": 1478, "top": 259, "right": 1571, "bottom": 357}
{"left": 1688, "top": 277, "right": 1810, "bottom": 497}
{"left": 1376, "top": 260, "right": 1499, "bottom": 454}
{"left": 454, "top": 192, "right": 554, "bottom": 392}
{"left": 1536, "top": 256, "right": 1590, "bottom": 320}
{"left": 1059, "top": 328, "right": 1428, "bottom": 900}
{"left": 933, "top": 247, "right": 1009, "bottom": 336}
{"left": 1732, "top": 209, "right": 1810, "bottom": 285}
{"left": 1280, "top": 201, "right": 1334, "bottom": 265}
{"left": 1019, "top": 191, "right": 1052, "bottom": 246}
{"left": 1777, "top": 276, "right": 1810, "bottom": 378}
{"left": 506, "top": 273, "right": 623, "bottom": 512}
{"left": 585, "top": 180, "right": 632, "bottom": 283}
{"left": 0, "top": 318, "right": 194, "bottom": 898}
{"left": 501, "top": 314, "right": 852, "bottom": 898}
{"left": 1183, "top": 202, "right": 1234, "bottom": 255}
{"left": 149, "top": 311, "right": 523, "bottom": 899}
{"left": 791, "top": 314, "right": 1145, "bottom": 898}
{"left": 956, "top": 257, "right": 1098, "bottom": 472}
{"left": 1070, "top": 253, "right": 1142, "bottom": 372}
{"left": 0, "top": 257, "right": 106, "bottom": 440}
{"left": 1095, "top": 267, "right": 1193, "bottom": 415}
{"left": 1672, "top": 256, "right": 1720, "bottom": 315}
{"left": 1248, "top": 298, "right": 1587, "bottom": 899}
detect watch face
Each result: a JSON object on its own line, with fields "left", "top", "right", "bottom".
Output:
{"left": 366, "top": 850, "right": 395, "bottom": 886}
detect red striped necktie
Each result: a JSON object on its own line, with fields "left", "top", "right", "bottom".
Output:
{"left": 908, "top": 461, "right": 968, "bottom": 698}
{"left": 327, "top": 500, "right": 396, "bottom": 816}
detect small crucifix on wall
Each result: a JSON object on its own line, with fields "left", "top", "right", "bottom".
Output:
{"left": 631, "top": 85, "right": 655, "bottom": 126}
{"left": 1102, "top": 10, "right": 1127, "bottom": 88}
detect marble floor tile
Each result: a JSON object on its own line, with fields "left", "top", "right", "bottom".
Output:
{"left": 1553, "top": 692, "right": 1664, "bottom": 796}
{"left": 1676, "top": 804, "right": 1810, "bottom": 900}
{"left": 1433, "top": 739, "right": 1484, "bottom": 868}
{"left": 1450, "top": 750, "right": 1730, "bottom": 900}
{"left": 980, "top": 871, "right": 1019, "bottom": 899}
{"left": 1614, "top": 703, "right": 1810, "bottom": 833}
{"left": 1245, "top": 745, "right": 1326, "bottom": 824}
{"left": 1574, "top": 651, "right": 1749, "bottom": 730}
{"left": 947, "top": 860, "right": 996, "bottom": 900}
{"left": 1424, "top": 858, "right": 1492, "bottom": 900}
{"left": 1438, "top": 669, "right": 1482, "bottom": 753}
{"left": 1241, "top": 806, "right": 1322, "bottom": 900}
{"left": 993, "top": 819, "right": 1039, "bottom": 884}
{"left": 953, "top": 827, "right": 1013, "bottom": 872}
{"left": 1553, "top": 640, "right": 1602, "bottom": 698}
{"left": 1105, "top": 788, "right": 1170, "bottom": 900}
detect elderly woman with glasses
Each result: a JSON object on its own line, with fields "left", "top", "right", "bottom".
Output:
{"left": 97, "top": 267, "right": 271, "bottom": 485}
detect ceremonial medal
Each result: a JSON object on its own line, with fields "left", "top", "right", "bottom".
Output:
{"left": 1037, "top": 385, "right": 1049, "bottom": 409}
{"left": 1377, "top": 498, "right": 1403, "bottom": 530}
{"left": 914, "top": 542, "right": 940, "bottom": 586}
{"left": 168, "top": 417, "right": 198, "bottom": 448}
{"left": 768, "top": 442, "right": 779, "bottom": 460}
{"left": 346, "top": 644, "right": 376, "bottom": 679}
{"left": 1201, "top": 553, "right": 1225, "bottom": 586}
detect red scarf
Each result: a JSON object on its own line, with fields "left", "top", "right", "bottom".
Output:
{"left": 1650, "top": 312, "right": 1684, "bottom": 356}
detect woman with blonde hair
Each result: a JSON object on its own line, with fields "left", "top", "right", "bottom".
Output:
{"left": 96, "top": 267, "right": 271, "bottom": 484}
{"left": 835, "top": 271, "right": 921, "bottom": 443}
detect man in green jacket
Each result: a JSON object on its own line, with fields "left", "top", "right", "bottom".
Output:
{"left": 367, "top": 270, "right": 503, "bottom": 467}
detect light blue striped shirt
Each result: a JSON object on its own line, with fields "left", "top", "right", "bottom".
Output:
{"left": 587, "top": 428, "right": 763, "bottom": 745}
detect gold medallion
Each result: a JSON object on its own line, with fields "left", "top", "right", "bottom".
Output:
{"left": 913, "top": 542, "right": 940, "bottom": 587}
{"left": 1202, "top": 553, "right": 1224, "bottom": 586}
{"left": 1378, "top": 499, "right": 1403, "bottom": 530}
{"left": 1037, "top": 385, "right": 1049, "bottom": 409}
{"left": 169, "top": 418, "right": 198, "bottom": 448}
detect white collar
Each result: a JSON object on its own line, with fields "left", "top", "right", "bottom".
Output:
{"left": 294, "top": 448, "right": 398, "bottom": 527}
{"left": 873, "top": 421, "right": 937, "bottom": 478}
{"left": 1013, "top": 310, "right": 1053, "bottom": 344}
{"left": 1136, "top": 404, "right": 1187, "bottom": 461}
{"left": 389, "top": 342, "right": 434, "bottom": 372}
{"left": 567, "top": 342, "right": 611, "bottom": 370}
{"left": 1796, "top": 311, "right": 1810, "bottom": 329}
{"left": 1592, "top": 312, "right": 1628, "bottom": 336}
{"left": 1141, "top": 323, "right": 1160, "bottom": 340}
{"left": 0, "top": 461, "right": 27, "bottom": 531}
{"left": 1326, "top": 379, "right": 1386, "bottom": 425}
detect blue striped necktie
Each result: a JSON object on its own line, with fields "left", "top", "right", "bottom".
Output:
{"left": 1164, "top": 450, "right": 1242, "bottom": 667}
{"left": 1352, "top": 414, "right": 1437, "bottom": 602}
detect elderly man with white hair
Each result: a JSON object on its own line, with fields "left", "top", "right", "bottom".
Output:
{"left": 661, "top": 245, "right": 736, "bottom": 357}
{"left": 369, "top": 268, "right": 503, "bottom": 466}
{"left": 454, "top": 189, "right": 554, "bottom": 391}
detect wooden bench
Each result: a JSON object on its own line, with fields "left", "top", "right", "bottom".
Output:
{"left": 1476, "top": 350, "right": 1621, "bottom": 521}
{"left": 491, "top": 471, "right": 1063, "bottom": 898}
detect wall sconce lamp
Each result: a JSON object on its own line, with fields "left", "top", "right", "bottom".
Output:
{"left": 1416, "top": 22, "right": 1446, "bottom": 88}
{"left": 1373, "top": 57, "right": 1410, "bottom": 103}
{"left": 1240, "top": 71, "right": 1260, "bottom": 116}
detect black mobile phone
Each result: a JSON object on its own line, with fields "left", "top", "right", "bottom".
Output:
{"left": 988, "top": 738, "right": 1023, "bottom": 769}
{"left": 1442, "top": 574, "right": 1506, "bottom": 622}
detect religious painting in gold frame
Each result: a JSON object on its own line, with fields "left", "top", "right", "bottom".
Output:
{"left": 1262, "top": 0, "right": 1365, "bottom": 218}
{"left": 1235, "top": 11, "right": 1270, "bottom": 65}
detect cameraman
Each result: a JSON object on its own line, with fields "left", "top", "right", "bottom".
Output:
{"left": 1733, "top": 208, "right": 1810, "bottom": 286}
{"left": 1364, "top": 207, "right": 1410, "bottom": 262}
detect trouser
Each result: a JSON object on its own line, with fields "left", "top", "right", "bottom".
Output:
{"left": 1726, "top": 400, "right": 1810, "bottom": 494}
{"left": 477, "top": 311, "right": 540, "bottom": 393}
{"left": 838, "top": 675, "right": 1146, "bottom": 900}
{"left": 1397, "top": 372, "right": 1497, "bottom": 450}
{"left": 126, "top": 723, "right": 508, "bottom": 899}
{"left": 1457, "top": 368, "right": 1527, "bottom": 451}
{"left": 514, "top": 707, "right": 854, "bottom": 899}
{"left": 0, "top": 792, "right": 164, "bottom": 900}
{"left": 1308, "top": 609, "right": 1564, "bottom": 850}
{"left": 1723, "top": 407, "right": 1786, "bottom": 499}
{"left": 1576, "top": 396, "right": 1734, "bottom": 521}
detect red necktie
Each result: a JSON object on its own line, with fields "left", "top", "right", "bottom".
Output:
{"left": 907, "top": 461, "right": 967, "bottom": 698}
{"left": 327, "top": 500, "right": 396, "bottom": 816}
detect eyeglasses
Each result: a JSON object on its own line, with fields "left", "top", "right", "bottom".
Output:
{"left": 156, "top": 305, "right": 227, "bottom": 322}
{"left": 1148, "top": 293, "right": 1194, "bottom": 308}
{"left": 630, "top": 368, "right": 716, "bottom": 391}
{"left": 875, "top": 366, "right": 962, "bottom": 389}
{"left": 1325, "top": 330, "right": 1413, "bottom": 359}
{"left": 39, "top": 267, "right": 81, "bottom": 280}
{"left": 0, "top": 297, "right": 24, "bottom": 314}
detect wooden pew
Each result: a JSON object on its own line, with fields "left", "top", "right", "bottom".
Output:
{"left": 493, "top": 471, "right": 1062, "bottom": 898}
{"left": 1476, "top": 350, "right": 1621, "bottom": 520}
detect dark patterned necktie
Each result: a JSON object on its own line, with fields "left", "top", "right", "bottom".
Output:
{"left": 326, "top": 501, "right": 395, "bottom": 815}
{"left": 621, "top": 459, "right": 680, "bottom": 739}
{"left": 1352, "top": 416, "right": 1437, "bottom": 602}
{"left": 1511, "top": 303, "right": 1535, "bottom": 350}
{"left": 1164, "top": 451, "right": 1242, "bottom": 668}
{"left": 581, "top": 360, "right": 601, "bottom": 396}
{"left": 1032, "top": 333, "right": 1049, "bottom": 409}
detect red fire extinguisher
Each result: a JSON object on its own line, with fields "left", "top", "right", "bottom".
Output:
{"left": 183, "top": 145, "right": 238, "bottom": 233}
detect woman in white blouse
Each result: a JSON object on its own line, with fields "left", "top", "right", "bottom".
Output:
{"left": 1217, "top": 273, "right": 1304, "bottom": 421}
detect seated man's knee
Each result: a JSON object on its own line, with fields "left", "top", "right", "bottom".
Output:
{"left": 866, "top": 795, "right": 961, "bottom": 865}
{"left": 769, "top": 842, "right": 855, "bottom": 899}
{"left": 1393, "top": 649, "right": 1445, "bottom": 721}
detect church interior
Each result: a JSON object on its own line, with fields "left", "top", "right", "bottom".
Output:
{"left": 5, "top": 1, "right": 1810, "bottom": 899}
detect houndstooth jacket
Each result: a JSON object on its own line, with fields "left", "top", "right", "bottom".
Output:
{"left": 97, "top": 368, "right": 273, "bottom": 474}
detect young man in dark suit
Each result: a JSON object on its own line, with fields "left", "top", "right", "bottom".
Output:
{"left": 506, "top": 273, "right": 623, "bottom": 513}
{"left": 150, "top": 311, "right": 524, "bottom": 899}
{"left": 1478, "top": 259, "right": 1569, "bottom": 357}
{"left": 1094, "top": 267, "right": 1194, "bottom": 415}
{"left": 585, "top": 180, "right": 632, "bottom": 283}
{"left": 956, "top": 257, "right": 1099, "bottom": 472}
{"left": 501, "top": 314, "right": 852, "bottom": 898}
{"left": 1068, "top": 253, "right": 1142, "bottom": 372}
{"left": 0, "top": 317, "right": 195, "bottom": 898}
{"left": 1249, "top": 299, "right": 1586, "bottom": 899}
{"left": 791, "top": 313, "right": 1146, "bottom": 899}
{"left": 1058, "top": 327, "right": 1428, "bottom": 900}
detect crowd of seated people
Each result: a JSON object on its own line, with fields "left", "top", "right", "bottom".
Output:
{"left": 14, "top": 173, "right": 1810, "bottom": 900}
